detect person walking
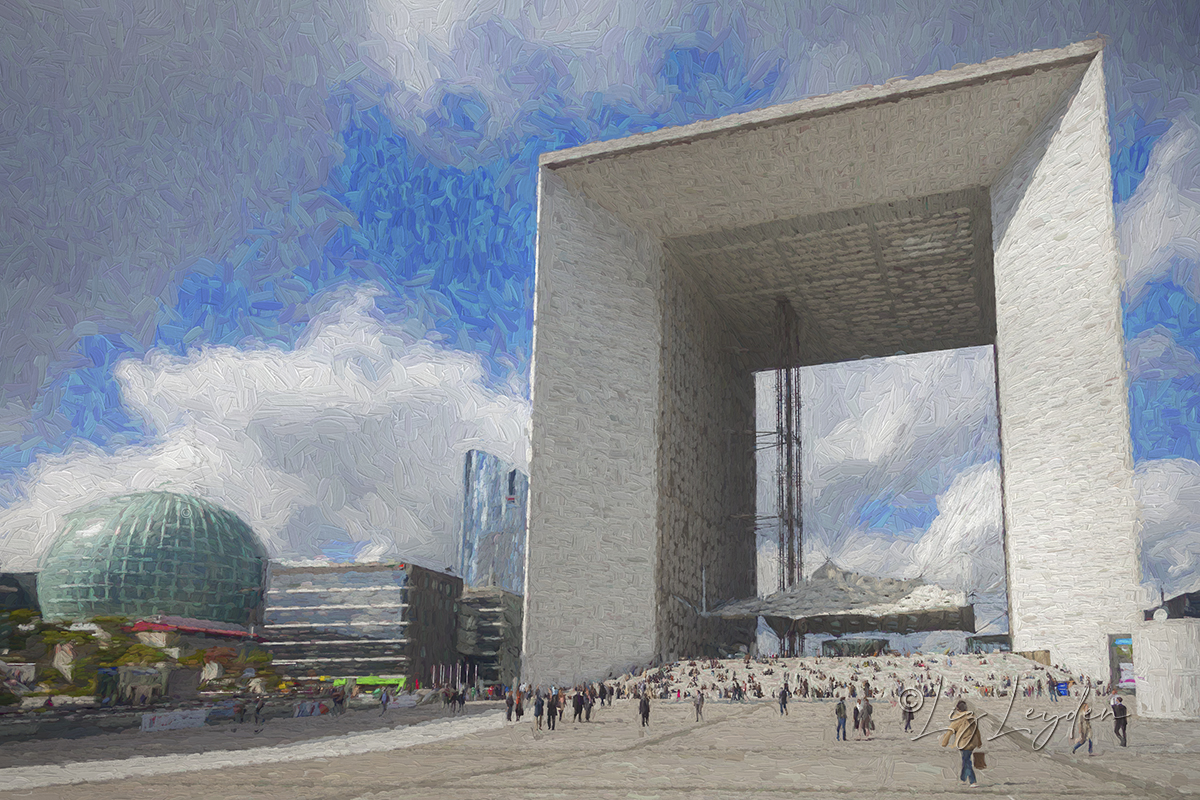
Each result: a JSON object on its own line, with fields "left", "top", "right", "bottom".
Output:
{"left": 573, "top": 689, "right": 585, "bottom": 722}
{"left": 534, "top": 692, "right": 545, "bottom": 730}
{"left": 558, "top": 689, "right": 566, "bottom": 722}
{"left": 1113, "top": 696, "right": 1128, "bottom": 747}
{"left": 694, "top": 690, "right": 705, "bottom": 722}
{"left": 546, "top": 692, "right": 558, "bottom": 731}
{"left": 861, "top": 698, "right": 875, "bottom": 740}
{"left": 233, "top": 698, "right": 246, "bottom": 731}
{"left": 853, "top": 699, "right": 862, "bottom": 739}
{"left": 940, "top": 699, "right": 982, "bottom": 789}
{"left": 835, "top": 697, "right": 848, "bottom": 741}
{"left": 515, "top": 691, "right": 525, "bottom": 722}
{"left": 639, "top": 692, "right": 651, "bottom": 727}
{"left": 505, "top": 691, "right": 514, "bottom": 722}
{"left": 1072, "top": 702, "right": 1094, "bottom": 755}
{"left": 779, "top": 684, "right": 790, "bottom": 716}
{"left": 585, "top": 688, "right": 595, "bottom": 721}
{"left": 380, "top": 687, "right": 390, "bottom": 716}
{"left": 253, "top": 695, "right": 267, "bottom": 733}
{"left": 901, "top": 703, "right": 915, "bottom": 733}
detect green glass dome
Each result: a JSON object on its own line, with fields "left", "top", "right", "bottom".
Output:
{"left": 38, "top": 492, "right": 268, "bottom": 626}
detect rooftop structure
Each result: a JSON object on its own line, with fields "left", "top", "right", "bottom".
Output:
{"left": 126, "top": 615, "right": 260, "bottom": 641}
{"left": 713, "top": 562, "right": 974, "bottom": 639}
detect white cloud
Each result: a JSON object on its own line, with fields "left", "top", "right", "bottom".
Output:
{"left": 1126, "top": 325, "right": 1200, "bottom": 380}
{"left": 1118, "top": 114, "right": 1200, "bottom": 304}
{"left": 831, "top": 461, "right": 1005, "bottom": 597}
{"left": 802, "top": 347, "right": 997, "bottom": 498}
{"left": 911, "top": 461, "right": 1005, "bottom": 594}
{"left": 0, "top": 286, "right": 530, "bottom": 572}
{"left": 756, "top": 346, "right": 998, "bottom": 570}
{"left": 1135, "top": 457, "right": 1200, "bottom": 599}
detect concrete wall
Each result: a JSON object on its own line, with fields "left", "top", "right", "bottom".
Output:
{"left": 1134, "top": 620, "right": 1200, "bottom": 720}
{"left": 989, "top": 53, "right": 1139, "bottom": 682}
{"left": 656, "top": 258, "right": 757, "bottom": 660}
{"left": 522, "top": 171, "right": 665, "bottom": 686}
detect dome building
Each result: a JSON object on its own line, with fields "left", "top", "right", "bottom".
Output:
{"left": 37, "top": 492, "right": 268, "bottom": 627}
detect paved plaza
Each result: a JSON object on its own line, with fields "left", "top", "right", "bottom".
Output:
{"left": 0, "top": 693, "right": 1197, "bottom": 800}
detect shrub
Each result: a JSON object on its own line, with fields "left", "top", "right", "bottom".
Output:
{"left": 240, "top": 649, "right": 273, "bottom": 668}
{"left": 114, "top": 644, "right": 169, "bottom": 666}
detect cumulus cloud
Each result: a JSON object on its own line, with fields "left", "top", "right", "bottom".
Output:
{"left": 832, "top": 462, "right": 1005, "bottom": 597}
{"left": 1119, "top": 114, "right": 1200, "bottom": 304}
{"left": 1135, "top": 457, "right": 1200, "bottom": 599}
{"left": 0, "top": 286, "right": 530, "bottom": 572}
{"left": 1126, "top": 325, "right": 1200, "bottom": 380}
{"left": 910, "top": 462, "right": 1005, "bottom": 593}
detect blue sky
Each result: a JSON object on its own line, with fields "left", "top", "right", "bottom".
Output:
{"left": 1, "top": 0, "right": 1199, "bottom": 594}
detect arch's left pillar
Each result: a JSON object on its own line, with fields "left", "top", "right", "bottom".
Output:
{"left": 522, "top": 170, "right": 664, "bottom": 687}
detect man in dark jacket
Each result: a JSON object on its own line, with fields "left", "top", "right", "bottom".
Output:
{"left": 639, "top": 692, "right": 651, "bottom": 727}
{"left": 546, "top": 692, "right": 558, "bottom": 730}
{"left": 505, "top": 691, "right": 514, "bottom": 722}
{"left": 1113, "top": 696, "right": 1128, "bottom": 746}
{"left": 835, "top": 697, "right": 847, "bottom": 741}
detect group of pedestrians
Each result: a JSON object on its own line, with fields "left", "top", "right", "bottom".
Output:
{"left": 510, "top": 682, "right": 616, "bottom": 731}
{"left": 440, "top": 686, "right": 468, "bottom": 714}
{"left": 831, "top": 696, "right": 874, "bottom": 740}
{"left": 231, "top": 695, "right": 267, "bottom": 733}
{"left": 933, "top": 694, "right": 1132, "bottom": 790}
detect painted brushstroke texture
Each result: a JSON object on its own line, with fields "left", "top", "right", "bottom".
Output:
{"left": 0, "top": 0, "right": 1197, "bottom": 603}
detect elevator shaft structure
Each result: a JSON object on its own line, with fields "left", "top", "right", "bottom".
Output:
{"left": 775, "top": 297, "right": 802, "bottom": 599}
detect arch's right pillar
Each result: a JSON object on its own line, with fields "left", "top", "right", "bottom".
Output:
{"left": 990, "top": 52, "right": 1140, "bottom": 684}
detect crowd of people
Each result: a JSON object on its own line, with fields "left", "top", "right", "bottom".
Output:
{"left": 607, "top": 652, "right": 1120, "bottom": 708}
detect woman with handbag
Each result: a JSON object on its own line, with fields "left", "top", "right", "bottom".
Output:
{"left": 1072, "top": 702, "right": 1094, "bottom": 755}
{"left": 940, "top": 700, "right": 983, "bottom": 788}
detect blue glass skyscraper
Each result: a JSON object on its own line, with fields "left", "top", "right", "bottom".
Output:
{"left": 460, "top": 450, "right": 528, "bottom": 595}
